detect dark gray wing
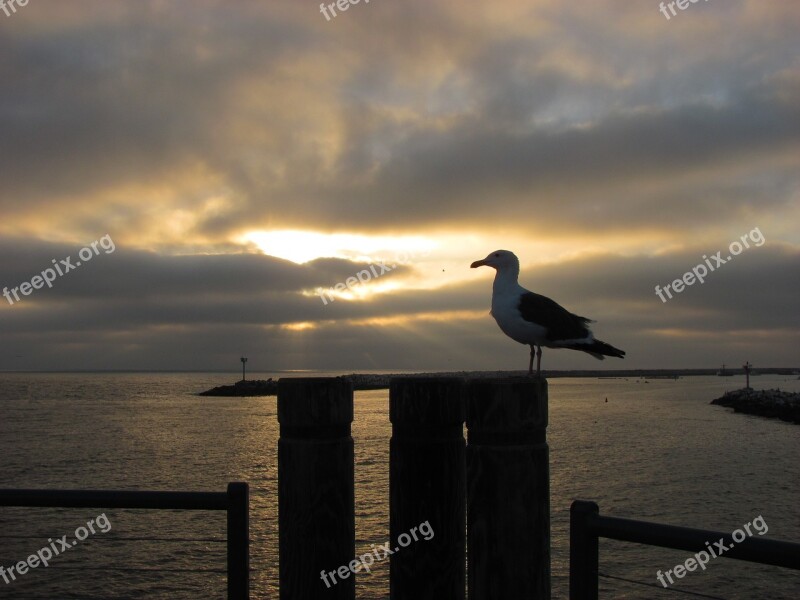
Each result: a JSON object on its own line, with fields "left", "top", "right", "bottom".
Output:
{"left": 518, "top": 292, "right": 592, "bottom": 342}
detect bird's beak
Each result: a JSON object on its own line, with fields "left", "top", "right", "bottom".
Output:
{"left": 470, "top": 259, "right": 487, "bottom": 268}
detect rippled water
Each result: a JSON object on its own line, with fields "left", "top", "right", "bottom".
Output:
{"left": 0, "top": 372, "right": 798, "bottom": 599}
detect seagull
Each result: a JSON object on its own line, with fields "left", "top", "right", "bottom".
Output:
{"left": 471, "top": 249, "right": 625, "bottom": 376}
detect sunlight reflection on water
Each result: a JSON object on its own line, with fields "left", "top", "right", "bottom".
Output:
{"left": 0, "top": 373, "right": 798, "bottom": 599}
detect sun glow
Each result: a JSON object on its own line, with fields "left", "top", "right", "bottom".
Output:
{"left": 282, "top": 321, "right": 316, "bottom": 331}
{"left": 240, "top": 230, "right": 437, "bottom": 264}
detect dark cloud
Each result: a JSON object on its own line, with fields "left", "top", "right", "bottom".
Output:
{"left": 0, "top": 237, "right": 413, "bottom": 305}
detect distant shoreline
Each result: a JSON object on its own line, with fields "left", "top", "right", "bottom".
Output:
{"left": 2, "top": 367, "right": 797, "bottom": 376}
{"left": 344, "top": 367, "right": 797, "bottom": 379}
{"left": 197, "top": 368, "right": 799, "bottom": 396}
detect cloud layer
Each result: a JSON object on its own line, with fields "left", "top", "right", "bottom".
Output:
{"left": 1, "top": 0, "right": 798, "bottom": 371}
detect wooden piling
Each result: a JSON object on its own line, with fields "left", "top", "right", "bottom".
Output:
{"left": 389, "top": 377, "right": 466, "bottom": 600}
{"left": 278, "top": 377, "right": 355, "bottom": 600}
{"left": 227, "top": 482, "right": 250, "bottom": 600}
{"left": 466, "top": 377, "right": 550, "bottom": 599}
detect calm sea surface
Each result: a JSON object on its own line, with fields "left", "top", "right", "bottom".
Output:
{"left": 0, "top": 372, "right": 798, "bottom": 599}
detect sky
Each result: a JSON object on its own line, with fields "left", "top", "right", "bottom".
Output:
{"left": 0, "top": 0, "right": 798, "bottom": 372}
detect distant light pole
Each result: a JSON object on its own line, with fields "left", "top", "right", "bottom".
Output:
{"left": 240, "top": 357, "right": 248, "bottom": 382}
{"left": 743, "top": 361, "right": 752, "bottom": 389}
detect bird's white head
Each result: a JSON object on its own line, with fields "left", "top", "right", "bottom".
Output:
{"left": 470, "top": 249, "right": 519, "bottom": 271}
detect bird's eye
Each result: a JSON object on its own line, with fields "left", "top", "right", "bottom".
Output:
{"left": 494, "top": 253, "right": 499, "bottom": 257}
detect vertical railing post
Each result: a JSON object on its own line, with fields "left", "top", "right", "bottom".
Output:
{"left": 390, "top": 377, "right": 466, "bottom": 600}
{"left": 227, "top": 481, "right": 250, "bottom": 600}
{"left": 570, "top": 500, "right": 599, "bottom": 600}
{"left": 466, "top": 377, "right": 550, "bottom": 599}
{"left": 278, "top": 378, "right": 355, "bottom": 600}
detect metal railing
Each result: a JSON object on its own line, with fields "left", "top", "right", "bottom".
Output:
{"left": 0, "top": 482, "right": 249, "bottom": 600}
{"left": 570, "top": 499, "right": 800, "bottom": 599}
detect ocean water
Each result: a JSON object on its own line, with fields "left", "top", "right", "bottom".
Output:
{"left": 0, "top": 372, "right": 798, "bottom": 599}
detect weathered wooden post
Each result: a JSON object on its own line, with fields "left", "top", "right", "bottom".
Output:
{"left": 466, "top": 377, "right": 550, "bottom": 599}
{"left": 569, "top": 500, "right": 599, "bottom": 600}
{"left": 278, "top": 378, "right": 355, "bottom": 600}
{"left": 390, "top": 377, "right": 466, "bottom": 600}
{"left": 227, "top": 481, "right": 250, "bottom": 600}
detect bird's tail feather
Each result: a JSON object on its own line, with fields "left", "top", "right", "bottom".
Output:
{"left": 563, "top": 339, "right": 625, "bottom": 360}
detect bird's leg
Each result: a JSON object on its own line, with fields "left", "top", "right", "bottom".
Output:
{"left": 536, "top": 345, "right": 542, "bottom": 378}
{"left": 528, "top": 345, "right": 535, "bottom": 376}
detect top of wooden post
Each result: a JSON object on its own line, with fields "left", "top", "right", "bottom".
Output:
{"left": 389, "top": 377, "right": 466, "bottom": 427}
{"left": 278, "top": 378, "right": 353, "bottom": 435}
{"left": 466, "top": 377, "right": 548, "bottom": 437}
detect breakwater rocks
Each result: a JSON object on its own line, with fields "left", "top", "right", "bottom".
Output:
{"left": 198, "top": 375, "right": 389, "bottom": 396}
{"left": 711, "top": 388, "right": 800, "bottom": 424}
{"left": 199, "top": 378, "right": 278, "bottom": 396}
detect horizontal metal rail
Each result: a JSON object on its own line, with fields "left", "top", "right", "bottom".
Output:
{"left": 0, "top": 482, "right": 249, "bottom": 600}
{"left": 571, "top": 499, "right": 800, "bottom": 599}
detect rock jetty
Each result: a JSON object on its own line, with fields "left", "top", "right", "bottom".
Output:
{"left": 198, "top": 375, "right": 389, "bottom": 396}
{"left": 711, "top": 388, "right": 800, "bottom": 424}
{"left": 199, "top": 378, "right": 278, "bottom": 396}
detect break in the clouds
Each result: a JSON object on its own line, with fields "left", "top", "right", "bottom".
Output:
{"left": 0, "top": 0, "right": 798, "bottom": 371}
